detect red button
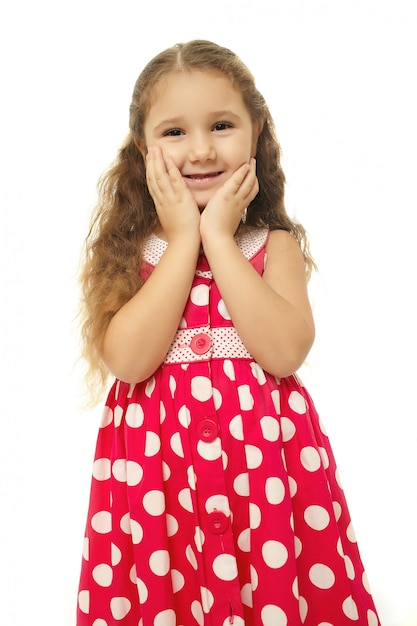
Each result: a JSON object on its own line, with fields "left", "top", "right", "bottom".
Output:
{"left": 197, "top": 418, "right": 219, "bottom": 442}
{"left": 190, "top": 333, "right": 212, "bottom": 355}
{"left": 208, "top": 510, "right": 229, "bottom": 535}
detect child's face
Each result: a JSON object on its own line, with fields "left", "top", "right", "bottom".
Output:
{"left": 143, "top": 70, "right": 260, "bottom": 209}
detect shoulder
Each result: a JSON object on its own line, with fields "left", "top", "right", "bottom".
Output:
{"left": 265, "top": 229, "right": 306, "bottom": 278}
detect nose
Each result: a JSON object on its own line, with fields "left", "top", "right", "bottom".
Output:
{"left": 188, "top": 131, "right": 215, "bottom": 162}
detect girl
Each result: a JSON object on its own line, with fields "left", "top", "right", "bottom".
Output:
{"left": 77, "top": 40, "right": 380, "bottom": 626}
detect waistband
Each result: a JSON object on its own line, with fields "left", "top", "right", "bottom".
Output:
{"left": 163, "top": 326, "right": 253, "bottom": 364}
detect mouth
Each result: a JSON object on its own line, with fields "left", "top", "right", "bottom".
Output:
{"left": 183, "top": 171, "right": 223, "bottom": 183}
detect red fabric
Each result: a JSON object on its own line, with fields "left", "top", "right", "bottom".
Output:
{"left": 77, "top": 229, "right": 380, "bottom": 626}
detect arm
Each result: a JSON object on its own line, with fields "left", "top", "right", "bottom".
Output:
{"left": 101, "top": 147, "right": 201, "bottom": 383}
{"left": 202, "top": 229, "right": 315, "bottom": 377}
{"left": 200, "top": 158, "right": 314, "bottom": 378}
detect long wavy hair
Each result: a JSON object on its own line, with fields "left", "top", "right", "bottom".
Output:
{"left": 79, "top": 39, "right": 316, "bottom": 403}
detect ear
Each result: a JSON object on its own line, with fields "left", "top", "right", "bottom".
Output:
{"left": 251, "top": 120, "right": 264, "bottom": 157}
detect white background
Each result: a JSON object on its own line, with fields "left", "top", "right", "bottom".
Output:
{"left": 1, "top": 1, "right": 416, "bottom": 625}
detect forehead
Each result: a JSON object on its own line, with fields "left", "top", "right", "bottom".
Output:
{"left": 146, "top": 70, "right": 249, "bottom": 119}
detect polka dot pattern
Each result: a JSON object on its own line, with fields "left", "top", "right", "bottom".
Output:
{"left": 77, "top": 228, "right": 380, "bottom": 626}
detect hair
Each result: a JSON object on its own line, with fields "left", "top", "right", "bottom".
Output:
{"left": 79, "top": 39, "right": 316, "bottom": 403}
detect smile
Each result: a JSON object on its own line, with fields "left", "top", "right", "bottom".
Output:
{"left": 183, "top": 172, "right": 222, "bottom": 184}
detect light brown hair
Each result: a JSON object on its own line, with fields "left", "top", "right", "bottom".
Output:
{"left": 79, "top": 39, "right": 315, "bottom": 403}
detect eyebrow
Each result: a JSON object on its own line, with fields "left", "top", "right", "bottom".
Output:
{"left": 152, "top": 110, "right": 242, "bottom": 133}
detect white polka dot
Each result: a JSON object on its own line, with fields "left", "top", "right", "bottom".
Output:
{"left": 367, "top": 609, "right": 379, "bottom": 626}
{"left": 241, "top": 582, "right": 253, "bottom": 607}
{"left": 191, "top": 376, "right": 213, "bottom": 401}
{"left": 317, "top": 623, "right": 334, "bottom": 626}
{"left": 261, "top": 604, "right": 288, "bottom": 626}
{"left": 187, "top": 465, "right": 197, "bottom": 490}
{"left": 114, "top": 405, "right": 123, "bottom": 427}
{"left": 92, "top": 620, "right": 108, "bottom": 626}
{"left": 143, "top": 490, "right": 165, "bottom": 516}
{"left": 292, "top": 576, "right": 299, "bottom": 599}
{"left": 171, "top": 569, "right": 185, "bottom": 592}
{"left": 154, "top": 608, "right": 176, "bottom": 626}
{"left": 271, "top": 389, "right": 281, "bottom": 412}
{"left": 233, "top": 472, "right": 250, "bottom": 496}
{"left": 262, "top": 540, "right": 288, "bottom": 568}
{"left": 249, "top": 502, "right": 261, "bottom": 529}
{"left": 178, "top": 405, "right": 191, "bottom": 428}
{"left": 93, "top": 458, "right": 111, "bottom": 481}
{"left": 222, "top": 450, "right": 228, "bottom": 469}
{"left": 136, "top": 577, "right": 148, "bottom": 602}
{"left": 362, "top": 571, "right": 371, "bottom": 593}
{"left": 191, "top": 600, "right": 204, "bottom": 626}
{"left": 190, "top": 284, "right": 210, "bottom": 306}
{"left": 295, "top": 536, "right": 302, "bottom": 558}
{"left": 186, "top": 544, "right": 198, "bottom": 570}
{"left": 299, "top": 596, "right": 308, "bottom": 622}
{"left": 149, "top": 549, "right": 170, "bottom": 576}
{"left": 281, "top": 417, "right": 296, "bottom": 441}
{"left": 250, "top": 564, "right": 259, "bottom": 590}
{"left": 166, "top": 514, "right": 179, "bottom": 537}
{"left": 223, "top": 360, "right": 235, "bottom": 380}
{"left": 300, "top": 447, "right": 321, "bottom": 471}
{"left": 222, "top": 618, "right": 245, "bottom": 626}
{"left": 336, "top": 538, "right": 344, "bottom": 557}
{"left": 218, "top": 298, "right": 231, "bottom": 319}
{"left": 345, "top": 555, "right": 355, "bottom": 580}
{"left": 111, "top": 543, "right": 122, "bottom": 565}
{"left": 145, "top": 377, "right": 155, "bottom": 397}
{"left": 229, "top": 414, "right": 244, "bottom": 440}
{"left": 333, "top": 500, "right": 342, "bottom": 521}
{"left": 112, "top": 458, "right": 127, "bottom": 482}
{"left": 342, "top": 596, "right": 359, "bottom": 620}
{"left": 159, "top": 401, "right": 166, "bottom": 423}
{"left": 82, "top": 537, "right": 89, "bottom": 560}
{"left": 197, "top": 439, "right": 222, "bottom": 460}
{"left": 346, "top": 522, "right": 357, "bottom": 543}
{"left": 126, "top": 461, "right": 143, "bottom": 486}
{"left": 260, "top": 416, "right": 280, "bottom": 441}
{"left": 288, "top": 476, "right": 297, "bottom": 497}
{"left": 194, "top": 526, "right": 204, "bottom": 552}
{"left": 129, "top": 564, "right": 136, "bottom": 584}
{"left": 100, "top": 406, "right": 113, "bottom": 427}
{"left": 205, "top": 494, "right": 230, "bottom": 514}
{"left": 178, "top": 487, "right": 193, "bottom": 512}
{"left": 265, "top": 477, "right": 285, "bottom": 504}
{"left": 162, "top": 461, "right": 171, "bottom": 481}
{"left": 309, "top": 563, "right": 335, "bottom": 589}
{"left": 78, "top": 590, "right": 90, "bottom": 614}
{"left": 288, "top": 390, "right": 307, "bottom": 414}
{"left": 238, "top": 385, "right": 254, "bottom": 410}
{"left": 318, "top": 447, "right": 330, "bottom": 469}
{"left": 169, "top": 375, "right": 176, "bottom": 397}
{"left": 200, "top": 586, "right": 214, "bottom": 613}
{"left": 110, "top": 597, "right": 131, "bottom": 620}
{"left": 212, "top": 553, "right": 238, "bottom": 581}
{"left": 250, "top": 362, "right": 267, "bottom": 385}
{"left": 245, "top": 444, "right": 263, "bottom": 469}
{"left": 170, "top": 432, "right": 184, "bottom": 458}
{"left": 92, "top": 563, "right": 113, "bottom": 587}
{"left": 304, "top": 505, "right": 330, "bottom": 530}
{"left": 91, "top": 511, "right": 111, "bottom": 534}
{"left": 209, "top": 388, "right": 221, "bottom": 408}
{"left": 237, "top": 528, "right": 251, "bottom": 552}
{"left": 120, "top": 512, "right": 131, "bottom": 534}
{"left": 145, "top": 431, "right": 161, "bottom": 457}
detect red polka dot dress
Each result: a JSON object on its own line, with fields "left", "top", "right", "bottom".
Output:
{"left": 77, "top": 228, "right": 380, "bottom": 626}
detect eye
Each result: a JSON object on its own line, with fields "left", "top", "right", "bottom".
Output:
{"left": 163, "top": 128, "right": 183, "bottom": 137}
{"left": 213, "top": 122, "right": 233, "bottom": 131}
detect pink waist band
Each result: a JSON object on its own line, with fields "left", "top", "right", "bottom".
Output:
{"left": 163, "top": 326, "right": 253, "bottom": 364}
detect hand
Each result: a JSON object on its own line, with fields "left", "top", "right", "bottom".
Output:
{"left": 146, "top": 145, "right": 201, "bottom": 242}
{"left": 200, "top": 158, "right": 259, "bottom": 241}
